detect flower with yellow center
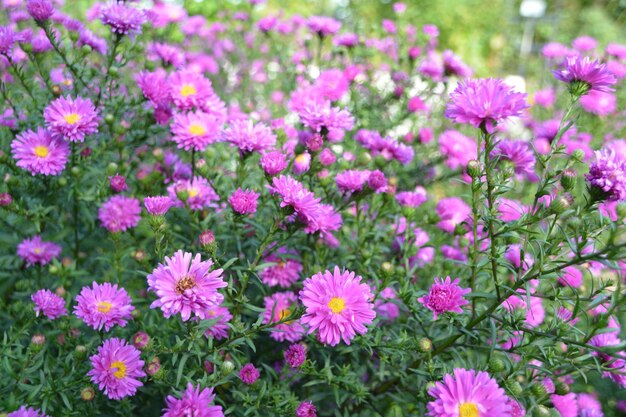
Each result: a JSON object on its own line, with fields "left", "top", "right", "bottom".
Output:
{"left": 34, "top": 145, "right": 49, "bottom": 158}
{"left": 33, "top": 247, "right": 42, "bottom": 254}
{"left": 97, "top": 301, "right": 112, "bottom": 313}
{"left": 187, "top": 187, "right": 199, "bottom": 198}
{"left": 180, "top": 84, "right": 197, "bottom": 97}
{"left": 188, "top": 124, "right": 207, "bottom": 136}
{"left": 279, "top": 308, "right": 291, "bottom": 320}
{"left": 175, "top": 275, "right": 196, "bottom": 294}
{"left": 64, "top": 113, "right": 81, "bottom": 125}
{"left": 459, "top": 402, "right": 478, "bottom": 417}
{"left": 328, "top": 297, "right": 346, "bottom": 314}
{"left": 110, "top": 360, "right": 127, "bottom": 379}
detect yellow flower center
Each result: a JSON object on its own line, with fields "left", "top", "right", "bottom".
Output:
{"left": 459, "top": 402, "right": 479, "bottom": 417}
{"left": 62, "top": 79, "right": 72, "bottom": 86}
{"left": 34, "top": 146, "right": 49, "bottom": 158}
{"left": 180, "top": 84, "right": 197, "bottom": 97}
{"left": 64, "top": 113, "right": 81, "bottom": 125}
{"left": 279, "top": 308, "right": 291, "bottom": 320}
{"left": 175, "top": 275, "right": 196, "bottom": 294}
{"left": 110, "top": 361, "right": 127, "bottom": 379}
{"left": 295, "top": 154, "right": 308, "bottom": 164}
{"left": 97, "top": 301, "right": 112, "bottom": 313}
{"left": 328, "top": 297, "right": 346, "bottom": 314}
{"left": 188, "top": 187, "right": 199, "bottom": 198}
{"left": 33, "top": 247, "right": 42, "bottom": 254}
{"left": 188, "top": 123, "right": 207, "bottom": 136}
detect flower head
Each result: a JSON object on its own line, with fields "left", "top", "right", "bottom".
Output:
{"left": 586, "top": 149, "right": 626, "bottom": 202}
{"left": 223, "top": 119, "right": 276, "bottom": 154}
{"left": 168, "top": 71, "right": 216, "bottom": 111}
{"left": 170, "top": 111, "right": 223, "bottom": 151}
{"left": 26, "top": 0, "right": 54, "bottom": 22}
{"left": 11, "top": 127, "right": 69, "bottom": 176}
{"left": 418, "top": 277, "right": 470, "bottom": 319}
{"left": 147, "top": 250, "right": 226, "bottom": 321}
{"left": 7, "top": 406, "right": 50, "bottom": 417}
{"left": 0, "top": 26, "right": 17, "bottom": 55}
{"left": 167, "top": 176, "right": 220, "bottom": 211}
{"left": 284, "top": 344, "right": 307, "bottom": 368}
{"left": 427, "top": 368, "right": 511, "bottom": 417}
{"left": 239, "top": 363, "right": 260, "bottom": 385}
{"left": 44, "top": 96, "right": 99, "bottom": 142}
{"left": 88, "top": 338, "right": 145, "bottom": 400}
{"left": 98, "top": 195, "right": 141, "bottom": 232}
{"left": 162, "top": 383, "right": 224, "bottom": 417}
{"left": 228, "top": 188, "right": 259, "bottom": 215}
{"left": 262, "top": 291, "right": 305, "bottom": 342}
{"left": 144, "top": 196, "right": 173, "bottom": 216}
{"left": 203, "top": 305, "right": 232, "bottom": 340}
{"left": 17, "top": 235, "right": 61, "bottom": 266}
{"left": 445, "top": 78, "right": 528, "bottom": 133}
{"left": 296, "top": 401, "right": 317, "bottom": 417}
{"left": 307, "top": 16, "right": 341, "bottom": 36}
{"left": 100, "top": 2, "right": 145, "bottom": 36}
{"left": 74, "top": 282, "right": 134, "bottom": 332}
{"left": 31, "top": 289, "right": 66, "bottom": 320}
{"left": 259, "top": 249, "right": 303, "bottom": 288}
{"left": 336, "top": 170, "right": 371, "bottom": 194}
{"left": 300, "top": 267, "right": 376, "bottom": 346}
{"left": 491, "top": 140, "right": 536, "bottom": 179}
{"left": 260, "top": 151, "right": 288, "bottom": 175}
{"left": 553, "top": 56, "right": 617, "bottom": 95}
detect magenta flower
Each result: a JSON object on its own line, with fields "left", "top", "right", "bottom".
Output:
{"left": 551, "top": 394, "right": 579, "bottom": 417}
{"left": 100, "top": 2, "right": 146, "bottom": 36}
{"left": 222, "top": 119, "right": 276, "bottom": 154}
{"left": 298, "top": 101, "right": 354, "bottom": 134}
{"left": 144, "top": 196, "right": 173, "bottom": 216}
{"left": 98, "top": 195, "right": 141, "bottom": 232}
{"left": 553, "top": 56, "right": 617, "bottom": 95}
{"left": 108, "top": 174, "right": 127, "bottom": 193}
{"left": 136, "top": 69, "right": 170, "bottom": 106}
{"left": 26, "top": 0, "right": 54, "bottom": 22}
{"left": 7, "top": 406, "right": 50, "bottom": 417}
{"left": 300, "top": 267, "right": 376, "bottom": 346}
{"left": 0, "top": 26, "right": 17, "bottom": 55}
{"left": 586, "top": 149, "right": 626, "bottom": 201}
{"left": 17, "top": 235, "right": 61, "bottom": 266}
{"left": 491, "top": 140, "right": 536, "bottom": 179}
{"left": 162, "top": 383, "right": 224, "bottom": 417}
{"left": 203, "top": 305, "right": 232, "bottom": 340}
{"left": 396, "top": 188, "right": 428, "bottom": 208}
{"left": 427, "top": 368, "right": 511, "bottom": 417}
{"left": 44, "top": 96, "right": 99, "bottom": 143}
{"left": 147, "top": 250, "right": 226, "bottom": 321}
{"left": 314, "top": 69, "right": 349, "bottom": 101}
{"left": 88, "top": 338, "right": 145, "bottom": 400}
{"left": 11, "top": 127, "right": 69, "bottom": 176}
{"left": 260, "top": 151, "right": 288, "bottom": 175}
{"left": 436, "top": 197, "right": 471, "bottom": 234}
{"left": 445, "top": 78, "right": 528, "bottom": 133}
{"left": 307, "top": 16, "right": 341, "bottom": 36}
{"left": 170, "top": 111, "right": 222, "bottom": 151}
{"left": 439, "top": 129, "right": 477, "bottom": 171}
{"left": 260, "top": 249, "right": 303, "bottom": 288}
{"left": 418, "top": 277, "right": 470, "bottom": 319}
{"left": 31, "top": 289, "right": 66, "bottom": 320}
{"left": 239, "top": 363, "right": 260, "bottom": 385}
{"left": 284, "top": 344, "right": 307, "bottom": 368}
{"left": 228, "top": 188, "right": 259, "bottom": 215}
{"left": 296, "top": 401, "right": 317, "bottom": 417}
{"left": 262, "top": 291, "right": 305, "bottom": 342}
{"left": 336, "top": 170, "right": 371, "bottom": 194}
{"left": 167, "top": 176, "right": 220, "bottom": 211}
{"left": 74, "top": 282, "right": 134, "bottom": 332}
{"left": 168, "top": 71, "right": 215, "bottom": 111}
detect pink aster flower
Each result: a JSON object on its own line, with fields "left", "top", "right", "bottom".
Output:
{"left": 98, "top": 195, "right": 141, "bottom": 232}
{"left": 296, "top": 401, "right": 317, "bottom": 417}
{"left": 307, "top": 16, "right": 341, "bottom": 36}
{"left": 222, "top": 119, "right": 276, "bottom": 154}
{"left": 88, "top": 337, "right": 145, "bottom": 400}
{"left": 491, "top": 140, "right": 536, "bottom": 179}
{"left": 147, "top": 250, "right": 226, "bottom": 321}
{"left": 136, "top": 69, "right": 170, "bottom": 106}
{"left": 298, "top": 101, "right": 354, "bottom": 134}
{"left": 260, "top": 151, "right": 288, "bottom": 175}
{"left": 436, "top": 197, "right": 471, "bottom": 233}
{"left": 445, "top": 78, "right": 528, "bottom": 133}
{"left": 144, "top": 196, "right": 173, "bottom": 216}
{"left": 336, "top": 169, "right": 371, "bottom": 194}
{"left": 262, "top": 291, "right": 305, "bottom": 342}
{"left": 314, "top": 69, "right": 349, "bottom": 101}
{"left": 170, "top": 111, "right": 223, "bottom": 151}
{"left": 100, "top": 2, "right": 145, "bottom": 36}
{"left": 580, "top": 90, "right": 617, "bottom": 115}
{"left": 439, "top": 130, "right": 477, "bottom": 171}
{"left": 26, "top": 0, "right": 54, "bottom": 22}
{"left": 17, "top": 235, "right": 61, "bottom": 266}
{"left": 259, "top": 249, "right": 303, "bottom": 288}
{"left": 427, "top": 368, "right": 511, "bottom": 417}
{"left": 7, "top": 406, "right": 50, "bottom": 417}
{"left": 31, "top": 289, "right": 66, "bottom": 320}
{"left": 203, "top": 304, "right": 232, "bottom": 340}
{"left": 284, "top": 343, "right": 307, "bottom": 368}
{"left": 74, "top": 282, "right": 134, "bottom": 332}
{"left": 167, "top": 176, "right": 220, "bottom": 211}
{"left": 228, "top": 188, "right": 259, "bottom": 215}
{"left": 586, "top": 149, "right": 626, "bottom": 202}
{"left": 300, "top": 267, "right": 376, "bottom": 346}
{"left": 552, "top": 394, "right": 579, "bottom": 417}
{"left": 43, "top": 96, "right": 99, "bottom": 143}
{"left": 396, "top": 188, "right": 428, "bottom": 208}
{"left": 418, "top": 277, "right": 470, "bottom": 319}
{"left": 162, "top": 383, "right": 224, "bottom": 417}
{"left": 0, "top": 25, "right": 17, "bottom": 55}
{"left": 11, "top": 127, "right": 69, "bottom": 176}
{"left": 168, "top": 71, "right": 215, "bottom": 111}
{"left": 239, "top": 363, "right": 260, "bottom": 385}
{"left": 553, "top": 56, "right": 617, "bottom": 95}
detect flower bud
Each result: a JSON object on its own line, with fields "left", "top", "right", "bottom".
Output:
{"left": 418, "top": 338, "right": 432, "bottom": 352}
{"left": 204, "top": 360, "right": 215, "bottom": 373}
{"left": 80, "top": 45, "right": 92, "bottom": 54}
{"left": 506, "top": 379, "right": 523, "bottom": 396}
{"left": 80, "top": 387, "right": 95, "bottom": 401}
{"left": 108, "top": 174, "right": 127, "bottom": 193}
{"left": 532, "top": 405, "right": 551, "bottom": 417}
{"left": 132, "top": 331, "right": 150, "bottom": 350}
{"left": 30, "top": 333, "right": 45, "bottom": 352}
{"left": 0, "top": 192, "right": 12, "bottom": 206}
{"left": 466, "top": 159, "right": 481, "bottom": 179}
{"left": 51, "top": 84, "right": 62, "bottom": 97}
{"left": 549, "top": 194, "right": 573, "bottom": 214}
{"left": 74, "top": 345, "right": 87, "bottom": 359}
{"left": 106, "top": 162, "right": 119, "bottom": 176}
{"left": 554, "top": 380, "right": 570, "bottom": 395}
{"left": 381, "top": 262, "right": 394, "bottom": 277}
{"left": 488, "top": 357, "right": 505, "bottom": 372}
{"left": 146, "top": 357, "right": 161, "bottom": 376}
{"left": 560, "top": 169, "right": 577, "bottom": 191}
{"left": 571, "top": 149, "right": 585, "bottom": 163}
{"left": 221, "top": 360, "right": 235, "bottom": 375}
{"left": 531, "top": 382, "right": 547, "bottom": 397}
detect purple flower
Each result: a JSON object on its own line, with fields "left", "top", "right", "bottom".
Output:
{"left": 100, "top": 2, "right": 145, "bottom": 36}
{"left": 17, "top": 235, "right": 61, "bottom": 266}
{"left": 228, "top": 188, "right": 259, "bottom": 215}
{"left": 260, "top": 151, "right": 288, "bottom": 175}
{"left": 162, "top": 383, "right": 224, "bottom": 417}
{"left": 26, "top": 0, "right": 54, "bottom": 22}
{"left": 262, "top": 291, "right": 305, "bottom": 342}
{"left": 336, "top": 169, "right": 371, "bottom": 194}
{"left": 367, "top": 170, "right": 388, "bottom": 192}
{"left": 222, "top": 119, "right": 276, "bottom": 154}
{"left": 7, "top": 406, "right": 50, "bottom": 417}
{"left": 98, "top": 196, "right": 141, "bottom": 232}
{"left": 439, "top": 129, "right": 477, "bottom": 171}
{"left": 553, "top": 56, "right": 617, "bottom": 95}
{"left": 296, "top": 401, "right": 317, "bottom": 417}
{"left": 284, "top": 344, "right": 307, "bottom": 368}
{"left": 44, "top": 96, "right": 99, "bottom": 142}
{"left": 436, "top": 197, "right": 471, "bottom": 233}
{"left": 0, "top": 26, "right": 17, "bottom": 55}
{"left": 88, "top": 338, "right": 145, "bottom": 400}
{"left": 167, "top": 176, "right": 220, "bottom": 211}
{"left": 445, "top": 78, "right": 528, "bottom": 133}
{"left": 298, "top": 101, "right": 354, "bottom": 134}
{"left": 74, "top": 282, "right": 134, "bottom": 332}
{"left": 259, "top": 248, "right": 303, "bottom": 288}
{"left": 170, "top": 110, "right": 223, "bottom": 151}
{"left": 11, "top": 127, "right": 69, "bottom": 176}
{"left": 144, "top": 196, "right": 173, "bottom": 216}
{"left": 491, "top": 140, "right": 536, "bottom": 179}
{"left": 203, "top": 305, "right": 232, "bottom": 340}
{"left": 396, "top": 188, "right": 428, "bottom": 208}
{"left": 109, "top": 174, "right": 127, "bottom": 193}
{"left": 307, "top": 16, "right": 341, "bottom": 36}
{"left": 418, "top": 276, "right": 470, "bottom": 319}
{"left": 586, "top": 149, "right": 626, "bottom": 201}
{"left": 32, "top": 289, "right": 66, "bottom": 320}
{"left": 239, "top": 363, "right": 260, "bottom": 385}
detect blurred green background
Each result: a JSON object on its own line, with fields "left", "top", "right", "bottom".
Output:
{"left": 184, "top": 0, "right": 626, "bottom": 78}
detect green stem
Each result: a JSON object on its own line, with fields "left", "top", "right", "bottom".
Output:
{"left": 42, "top": 23, "right": 88, "bottom": 89}
{"left": 481, "top": 127, "right": 501, "bottom": 300}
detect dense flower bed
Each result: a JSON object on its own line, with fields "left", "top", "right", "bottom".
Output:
{"left": 1, "top": 0, "right": 626, "bottom": 416}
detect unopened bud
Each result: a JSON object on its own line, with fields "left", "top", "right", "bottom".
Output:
{"left": 554, "top": 380, "right": 570, "bottom": 395}
{"left": 532, "top": 405, "right": 551, "bottom": 417}
{"left": 488, "top": 357, "right": 505, "bottom": 372}
{"left": 571, "top": 149, "right": 585, "bottom": 163}
{"left": 466, "top": 159, "right": 481, "bottom": 178}
{"left": 80, "top": 387, "right": 95, "bottom": 401}
{"left": 418, "top": 337, "right": 432, "bottom": 352}
{"left": 560, "top": 169, "right": 577, "bottom": 191}
{"left": 221, "top": 360, "right": 235, "bottom": 375}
